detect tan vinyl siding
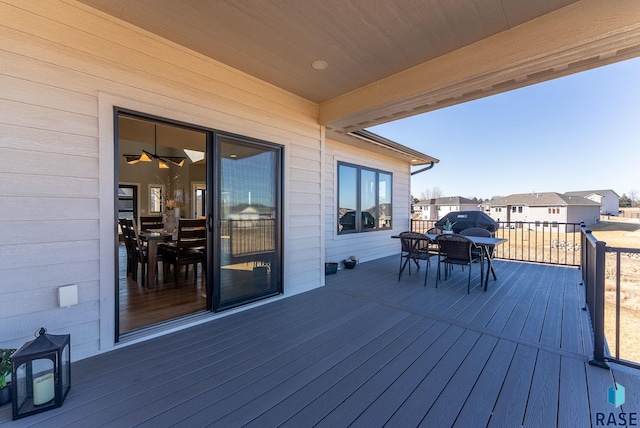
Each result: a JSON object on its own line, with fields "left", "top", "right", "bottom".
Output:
{"left": 0, "top": 0, "right": 320, "bottom": 359}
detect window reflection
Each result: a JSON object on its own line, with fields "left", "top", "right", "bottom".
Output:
{"left": 219, "top": 137, "right": 280, "bottom": 307}
{"left": 337, "top": 162, "right": 392, "bottom": 234}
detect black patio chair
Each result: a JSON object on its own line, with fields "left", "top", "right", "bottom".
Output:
{"left": 398, "top": 231, "right": 432, "bottom": 286}
{"left": 460, "top": 227, "right": 496, "bottom": 285}
{"left": 459, "top": 227, "right": 492, "bottom": 238}
{"left": 435, "top": 234, "right": 484, "bottom": 294}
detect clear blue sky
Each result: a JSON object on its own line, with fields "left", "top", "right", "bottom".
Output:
{"left": 369, "top": 56, "right": 640, "bottom": 201}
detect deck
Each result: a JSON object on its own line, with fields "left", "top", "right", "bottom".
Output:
{"left": 1, "top": 256, "right": 639, "bottom": 427}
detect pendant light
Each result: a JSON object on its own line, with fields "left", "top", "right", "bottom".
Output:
{"left": 123, "top": 123, "right": 186, "bottom": 167}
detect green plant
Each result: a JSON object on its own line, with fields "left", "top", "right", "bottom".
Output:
{"left": 0, "top": 348, "right": 16, "bottom": 388}
{"left": 443, "top": 218, "right": 456, "bottom": 231}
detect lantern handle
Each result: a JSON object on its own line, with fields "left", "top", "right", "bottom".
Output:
{"left": 35, "top": 327, "right": 47, "bottom": 337}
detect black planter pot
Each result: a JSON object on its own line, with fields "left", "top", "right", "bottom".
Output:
{"left": 0, "top": 385, "right": 10, "bottom": 406}
{"left": 343, "top": 259, "right": 357, "bottom": 269}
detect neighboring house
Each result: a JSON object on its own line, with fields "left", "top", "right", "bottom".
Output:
{"left": 485, "top": 192, "right": 601, "bottom": 232}
{"left": 564, "top": 190, "right": 620, "bottom": 216}
{"left": 414, "top": 197, "right": 480, "bottom": 221}
{"left": 0, "top": 1, "right": 636, "bottom": 361}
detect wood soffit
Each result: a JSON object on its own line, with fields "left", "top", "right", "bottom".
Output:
{"left": 77, "top": 0, "right": 640, "bottom": 133}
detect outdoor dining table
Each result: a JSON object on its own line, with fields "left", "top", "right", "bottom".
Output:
{"left": 139, "top": 230, "right": 174, "bottom": 288}
{"left": 425, "top": 233, "right": 507, "bottom": 289}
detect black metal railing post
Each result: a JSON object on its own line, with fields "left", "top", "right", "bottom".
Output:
{"left": 591, "top": 238, "right": 608, "bottom": 368}
{"left": 581, "top": 225, "right": 609, "bottom": 369}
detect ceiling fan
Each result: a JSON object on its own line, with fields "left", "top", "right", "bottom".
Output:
{"left": 123, "top": 123, "right": 186, "bottom": 168}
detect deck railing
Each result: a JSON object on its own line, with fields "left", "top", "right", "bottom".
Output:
{"left": 411, "top": 219, "right": 582, "bottom": 266}
{"left": 581, "top": 224, "right": 640, "bottom": 370}
{"left": 411, "top": 219, "right": 639, "bottom": 369}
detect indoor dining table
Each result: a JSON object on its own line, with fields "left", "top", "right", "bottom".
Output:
{"left": 139, "top": 230, "right": 174, "bottom": 288}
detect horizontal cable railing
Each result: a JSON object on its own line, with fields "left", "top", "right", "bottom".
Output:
{"left": 411, "top": 219, "right": 582, "bottom": 266}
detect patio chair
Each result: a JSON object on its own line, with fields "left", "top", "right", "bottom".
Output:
{"left": 163, "top": 219, "right": 206, "bottom": 287}
{"left": 459, "top": 227, "right": 492, "bottom": 238}
{"left": 435, "top": 234, "right": 483, "bottom": 294}
{"left": 426, "top": 227, "right": 442, "bottom": 235}
{"left": 460, "top": 227, "right": 495, "bottom": 284}
{"left": 398, "top": 231, "right": 432, "bottom": 286}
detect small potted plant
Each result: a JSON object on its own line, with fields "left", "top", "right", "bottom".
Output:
{"left": 0, "top": 348, "right": 16, "bottom": 405}
{"left": 443, "top": 219, "right": 456, "bottom": 234}
{"left": 343, "top": 256, "right": 358, "bottom": 269}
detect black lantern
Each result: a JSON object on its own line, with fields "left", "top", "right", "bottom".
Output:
{"left": 11, "top": 328, "right": 70, "bottom": 420}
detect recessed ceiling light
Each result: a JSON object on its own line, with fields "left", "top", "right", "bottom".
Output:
{"left": 312, "top": 60, "right": 328, "bottom": 70}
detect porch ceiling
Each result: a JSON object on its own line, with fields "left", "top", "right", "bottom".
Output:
{"left": 77, "top": 0, "right": 640, "bottom": 133}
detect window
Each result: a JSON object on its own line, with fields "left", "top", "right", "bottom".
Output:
{"left": 149, "top": 184, "right": 164, "bottom": 213}
{"left": 518, "top": 206, "right": 523, "bottom": 213}
{"left": 511, "top": 206, "right": 516, "bottom": 213}
{"left": 338, "top": 162, "right": 392, "bottom": 233}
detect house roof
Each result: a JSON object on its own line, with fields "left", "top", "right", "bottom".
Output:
{"left": 565, "top": 189, "right": 620, "bottom": 198}
{"left": 417, "top": 196, "right": 478, "bottom": 206}
{"left": 486, "top": 192, "right": 601, "bottom": 207}
{"left": 76, "top": 1, "right": 640, "bottom": 134}
{"left": 337, "top": 130, "right": 439, "bottom": 166}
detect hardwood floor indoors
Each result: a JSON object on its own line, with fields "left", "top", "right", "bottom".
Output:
{"left": 118, "top": 244, "right": 207, "bottom": 333}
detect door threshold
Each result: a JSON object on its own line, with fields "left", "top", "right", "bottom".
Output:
{"left": 117, "top": 311, "right": 213, "bottom": 344}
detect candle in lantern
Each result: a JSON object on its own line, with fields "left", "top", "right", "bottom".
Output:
{"left": 33, "top": 373, "right": 55, "bottom": 406}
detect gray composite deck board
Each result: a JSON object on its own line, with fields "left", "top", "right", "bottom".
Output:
{"left": 539, "top": 266, "right": 566, "bottom": 348}
{"left": 419, "top": 334, "right": 499, "bottom": 427}
{"left": 487, "top": 344, "right": 538, "bottom": 427}
{"left": 561, "top": 268, "right": 585, "bottom": 354}
{"left": 68, "top": 296, "right": 383, "bottom": 427}
{"left": 523, "top": 349, "right": 561, "bottom": 427}
{"left": 268, "top": 317, "right": 441, "bottom": 427}
{"left": 348, "top": 325, "right": 467, "bottom": 427}
{"left": 558, "top": 356, "right": 591, "bottom": 427}
{"left": 5, "top": 290, "right": 372, "bottom": 427}
{"left": 452, "top": 339, "right": 518, "bottom": 427}
{"left": 2, "top": 255, "right": 639, "bottom": 428}
{"left": 308, "top": 322, "right": 451, "bottom": 427}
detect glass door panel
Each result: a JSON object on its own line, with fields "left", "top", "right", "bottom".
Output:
{"left": 218, "top": 136, "right": 281, "bottom": 308}
{"left": 116, "top": 112, "right": 209, "bottom": 337}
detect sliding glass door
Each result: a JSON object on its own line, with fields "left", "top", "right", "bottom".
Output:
{"left": 216, "top": 135, "right": 282, "bottom": 309}
{"left": 115, "top": 110, "right": 283, "bottom": 338}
